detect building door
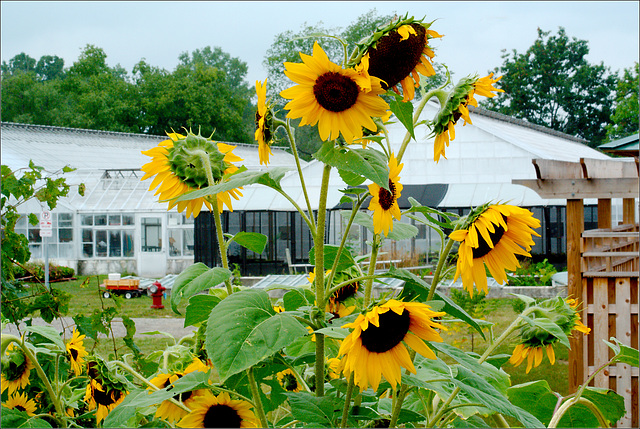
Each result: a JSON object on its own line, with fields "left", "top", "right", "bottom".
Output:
{"left": 138, "top": 216, "right": 166, "bottom": 278}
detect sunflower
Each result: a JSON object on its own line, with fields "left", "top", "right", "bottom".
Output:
{"left": 150, "top": 368, "right": 208, "bottom": 423}
{"left": 327, "top": 357, "right": 342, "bottom": 380}
{"left": 177, "top": 391, "right": 258, "bottom": 428}
{"left": 3, "top": 391, "right": 37, "bottom": 416}
{"left": 276, "top": 368, "right": 302, "bottom": 392}
{"left": 280, "top": 41, "right": 389, "bottom": 144}
{"left": 368, "top": 153, "right": 404, "bottom": 236}
{"left": 84, "top": 379, "right": 127, "bottom": 424}
{"left": 432, "top": 73, "right": 503, "bottom": 162}
{"left": 510, "top": 297, "right": 590, "bottom": 373}
{"left": 450, "top": 204, "right": 541, "bottom": 296}
{"left": 66, "top": 328, "right": 88, "bottom": 376}
{"left": 1, "top": 343, "right": 34, "bottom": 395}
{"left": 326, "top": 268, "right": 360, "bottom": 318}
{"left": 355, "top": 15, "right": 443, "bottom": 102}
{"left": 255, "top": 78, "right": 275, "bottom": 166}
{"left": 141, "top": 131, "right": 244, "bottom": 217}
{"left": 338, "top": 299, "right": 446, "bottom": 391}
{"left": 273, "top": 305, "right": 285, "bottom": 313}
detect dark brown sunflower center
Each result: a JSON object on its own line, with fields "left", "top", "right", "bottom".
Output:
{"left": 313, "top": 72, "right": 359, "bottom": 112}
{"left": 360, "top": 309, "right": 411, "bottom": 353}
{"left": 378, "top": 179, "right": 397, "bottom": 210}
{"left": 367, "top": 23, "right": 427, "bottom": 89}
{"left": 4, "top": 360, "right": 27, "bottom": 381}
{"left": 333, "top": 281, "right": 359, "bottom": 302}
{"left": 281, "top": 373, "right": 299, "bottom": 391}
{"left": 94, "top": 388, "right": 120, "bottom": 407}
{"left": 255, "top": 112, "right": 272, "bottom": 143}
{"left": 16, "top": 405, "right": 26, "bottom": 412}
{"left": 471, "top": 216, "right": 507, "bottom": 259}
{"left": 203, "top": 404, "right": 242, "bottom": 428}
{"left": 70, "top": 348, "right": 79, "bottom": 361}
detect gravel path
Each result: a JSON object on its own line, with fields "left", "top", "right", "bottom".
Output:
{"left": 2, "top": 316, "right": 197, "bottom": 340}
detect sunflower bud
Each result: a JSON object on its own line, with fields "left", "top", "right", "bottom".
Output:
{"left": 166, "top": 131, "right": 227, "bottom": 188}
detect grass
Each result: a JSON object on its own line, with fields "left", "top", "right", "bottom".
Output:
{"left": 47, "top": 275, "right": 187, "bottom": 319}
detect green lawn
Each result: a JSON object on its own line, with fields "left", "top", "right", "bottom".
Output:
{"left": 50, "top": 275, "right": 187, "bottom": 318}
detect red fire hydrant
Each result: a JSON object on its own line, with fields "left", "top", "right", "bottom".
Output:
{"left": 149, "top": 281, "right": 166, "bottom": 309}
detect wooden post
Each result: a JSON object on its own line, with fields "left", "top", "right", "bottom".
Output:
{"left": 598, "top": 198, "right": 612, "bottom": 229}
{"left": 615, "top": 277, "right": 633, "bottom": 427}
{"left": 623, "top": 198, "right": 636, "bottom": 225}
{"left": 567, "top": 199, "right": 585, "bottom": 393}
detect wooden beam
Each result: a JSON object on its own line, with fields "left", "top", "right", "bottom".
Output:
{"left": 530, "top": 158, "right": 638, "bottom": 179}
{"left": 623, "top": 198, "right": 637, "bottom": 224}
{"left": 598, "top": 199, "right": 612, "bottom": 229}
{"left": 513, "top": 178, "right": 639, "bottom": 199}
{"left": 567, "top": 199, "right": 585, "bottom": 393}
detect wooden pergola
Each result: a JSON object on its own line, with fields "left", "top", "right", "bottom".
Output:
{"left": 514, "top": 157, "right": 639, "bottom": 428}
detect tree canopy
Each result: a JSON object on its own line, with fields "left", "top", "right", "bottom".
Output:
{"left": 1, "top": 44, "right": 254, "bottom": 143}
{"left": 481, "top": 27, "right": 618, "bottom": 147}
{"left": 605, "top": 62, "right": 639, "bottom": 141}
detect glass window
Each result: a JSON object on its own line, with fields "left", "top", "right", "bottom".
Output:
{"left": 16, "top": 216, "right": 27, "bottom": 228}
{"left": 81, "top": 215, "right": 93, "bottom": 226}
{"left": 58, "top": 213, "right": 73, "bottom": 227}
{"left": 122, "top": 214, "right": 134, "bottom": 226}
{"left": 123, "top": 230, "right": 134, "bottom": 257}
{"left": 183, "top": 229, "right": 194, "bottom": 256}
{"left": 109, "top": 231, "right": 122, "bottom": 257}
{"left": 59, "top": 228, "right": 73, "bottom": 243}
{"left": 83, "top": 243, "right": 93, "bottom": 258}
{"left": 82, "top": 229, "right": 93, "bottom": 242}
{"left": 142, "top": 217, "right": 162, "bottom": 252}
{"left": 109, "top": 215, "right": 121, "bottom": 226}
{"left": 95, "top": 215, "right": 107, "bottom": 226}
{"left": 169, "top": 214, "right": 181, "bottom": 226}
{"left": 169, "top": 229, "right": 182, "bottom": 256}
{"left": 96, "top": 230, "right": 107, "bottom": 257}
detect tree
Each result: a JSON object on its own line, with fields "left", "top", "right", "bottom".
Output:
{"left": 481, "top": 27, "right": 617, "bottom": 146}
{"left": 35, "top": 55, "right": 65, "bottom": 81}
{"left": 606, "top": 62, "right": 639, "bottom": 141}
{"left": 1, "top": 52, "right": 36, "bottom": 76}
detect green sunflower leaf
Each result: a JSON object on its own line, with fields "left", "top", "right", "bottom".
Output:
{"left": 205, "top": 289, "right": 308, "bottom": 381}
{"left": 520, "top": 315, "right": 570, "bottom": 348}
{"left": 284, "top": 392, "right": 340, "bottom": 427}
{"left": 184, "top": 294, "right": 220, "bottom": 327}
{"left": 1, "top": 407, "right": 52, "bottom": 428}
{"left": 101, "top": 388, "right": 149, "bottom": 428}
{"left": 344, "top": 210, "right": 418, "bottom": 240}
{"left": 314, "top": 142, "right": 390, "bottom": 191}
{"left": 404, "top": 196, "right": 456, "bottom": 229}
{"left": 172, "top": 167, "right": 291, "bottom": 202}
{"left": 170, "top": 263, "right": 232, "bottom": 315}
{"left": 24, "top": 325, "right": 65, "bottom": 350}
{"left": 604, "top": 336, "right": 639, "bottom": 366}
{"left": 452, "top": 366, "right": 544, "bottom": 428}
{"left": 338, "top": 168, "right": 366, "bottom": 186}
{"left": 309, "top": 244, "right": 356, "bottom": 272}
{"left": 228, "top": 231, "right": 267, "bottom": 254}
{"left": 390, "top": 94, "right": 415, "bottom": 140}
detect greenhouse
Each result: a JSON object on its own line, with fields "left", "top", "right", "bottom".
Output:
{"left": 2, "top": 107, "right": 636, "bottom": 277}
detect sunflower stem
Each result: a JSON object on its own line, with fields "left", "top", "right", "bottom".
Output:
{"left": 18, "top": 337, "right": 67, "bottom": 426}
{"left": 247, "top": 366, "right": 269, "bottom": 428}
{"left": 363, "top": 235, "right": 381, "bottom": 307}
{"left": 340, "top": 373, "right": 356, "bottom": 428}
{"left": 549, "top": 397, "right": 609, "bottom": 429}
{"left": 313, "top": 163, "right": 332, "bottom": 397}
{"left": 426, "top": 237, "right": 456, "bottom": 301}
{"left": 280, "top": 118, "right": 316, "bottom": 231}
{"left": 196, "top": 150, "right": 234, "bottom": 294}
{"left": 388, "top": 348, "right": 417, "bottom": 428}
{"left": 325, "top": 194, "right": 366, "bottom": 292}
{"left": 396, "top": 88, "right": 444, "bottom": 164}
{"left": 491, "top": 413, "right": 511, "bottom": 428}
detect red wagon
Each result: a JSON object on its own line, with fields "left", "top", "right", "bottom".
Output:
{"left": 100, "top": 279, "right": 144, "bottom": 299}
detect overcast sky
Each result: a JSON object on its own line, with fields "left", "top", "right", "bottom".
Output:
{"left": 2, "top": 1, "right": 638, "bottom": 87}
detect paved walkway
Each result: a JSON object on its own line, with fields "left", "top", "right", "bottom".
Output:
{"left": 2, "top": 316, "right": 197, "bottom": 340}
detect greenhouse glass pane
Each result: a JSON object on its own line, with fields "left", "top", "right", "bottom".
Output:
{"left": 184, "top": 229, "right": 194, "bottom": 256}
{"left": 122, "top": 214, "right": 134, "bottom": 226}
{"left": 28, "top": 229, "right": 42, "bottom": 243}
{"left": 59, "top": 228, "right": 73, "bottom": 243}
{"left": 48, "top": 243, "right": 58, "bottom": 258}
{"left": 83, "top": 243, "right": 93, "bottom": 258}
{"left": 29, "top": 244, "right": 42, "bottom": 259}
{"left": 123, "top": 230, "right": 134, "bottom": 257}
{"left": 96, "top": 230, "right": 107, "bottom": 257}
{"left": 81, "top": 215, "right": 93, "bottom": 226}
{"left": 168, "top": 229, "right": 182, "bottom": 256}
{"left": 59, "top": 243, "right": 74, "bottom": 259}
{"left": 59, "top": 213, "right": 73, "bottom": 227}
{"left": 109, "top": 231, "right": 122, "bottom": 257}
{"left": 109, "top": 215, "right": 121, "bottom": 226}
{"left": 95, "top": 215, "right": 107, "bottom": 226}
{"left": 16, "top": 216, "right": 27, "bottom": 228}
{"left": 82, "top": 229, "right": 93, "bottom": 243}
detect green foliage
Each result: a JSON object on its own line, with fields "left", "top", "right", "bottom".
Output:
{"left": 482, "top": 27, "right": 617, "bottom": 146}
{"left": 1, "top": 44, "right": 253, "bottom": 142}
{"left": 507, "top": 258, "right": 558, "bottom": 286}
{"left": 606, "top": 62, "right": 640, "bottom": 141}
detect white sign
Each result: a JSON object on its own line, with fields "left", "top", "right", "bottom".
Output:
{"left": 40, "top": 210, "right": 52, "bottom": 237}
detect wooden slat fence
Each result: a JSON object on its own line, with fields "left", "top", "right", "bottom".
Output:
{"left": 581, "top": 224, "right": 639, "bottom": 428}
